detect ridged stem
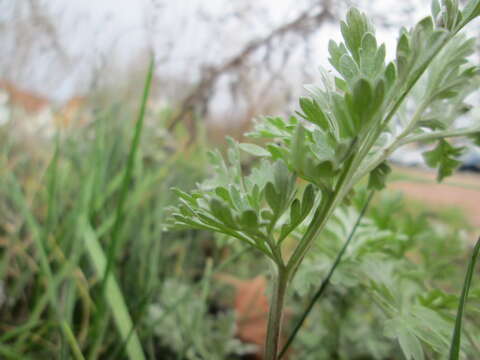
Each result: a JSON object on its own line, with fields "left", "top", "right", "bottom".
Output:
{"left": 264, "top": 264, "right": 289, "bottom": 360}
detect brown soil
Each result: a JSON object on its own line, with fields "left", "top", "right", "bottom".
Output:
{"left": 389, "top": 167, "right": 480, "bottom": 229}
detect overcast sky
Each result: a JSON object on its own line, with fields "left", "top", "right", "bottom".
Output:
{"left": 0, "top": 0, "right": 441, "bottom": 104}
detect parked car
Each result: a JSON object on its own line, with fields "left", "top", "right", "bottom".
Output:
{"left": 389, "top": 145, "right": 428, "bottom": 168}
{"left": 459, "top": 147, "right": 480, "bottom": 173}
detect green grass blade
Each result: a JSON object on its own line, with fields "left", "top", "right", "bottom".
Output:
{"left": 6, "top": 169, "right": 85, "bottom": 360}
{"left": 448, "top": 237, "right": 480, "bottom": 360}
{"left": 0, "top": 344, "right": 32, "bottom": 360}
{"left": 83, "top": 220, "right": 146, "bottom": 360}
{"left": 102, "top": 57, "right": 155, "bottom": 289}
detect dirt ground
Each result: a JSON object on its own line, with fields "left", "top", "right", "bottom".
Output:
{"left": 389, "top": 166, "right": 480, "bottom": 229}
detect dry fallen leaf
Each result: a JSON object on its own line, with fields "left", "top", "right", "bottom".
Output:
{"left": 235, "top": 276, "right": 269, "bottom": 347}
{"left": 216, "top": 274, "right": 291, "bottom": 359}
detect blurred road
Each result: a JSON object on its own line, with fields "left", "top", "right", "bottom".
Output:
{"left": 389, "top": 167, "right": 480, "bottom": 229}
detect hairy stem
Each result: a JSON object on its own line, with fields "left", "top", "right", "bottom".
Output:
{"left": 279, "top": 191, "right": 375, "bottom": 358}
{"left": 264, "top": 264, "right": 289, "bottom": 360}
{"left": 399, "top": 126, "right": 480, "bottom": 145}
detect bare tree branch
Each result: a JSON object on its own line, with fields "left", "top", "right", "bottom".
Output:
{"left": 167, "top": 0, "right": 333, "bottom": 132}
{"left": 27, "top": 0, "right": 70, "bottom": 65}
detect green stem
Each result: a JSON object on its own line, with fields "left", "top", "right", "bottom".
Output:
{"left": 350, "top": 100, "right": 431, "bottom": 187}
{"left": 61, "top": 320, "right": 85, "bottom": 360}
{"left": 399, "top": 126, "right": 480, "bottom": 145}
{"left": 264, "top": 264, "right": 289, "bottom": 360}
{"left": 287, "top": 153, "right": 356, "bottom": 275}
{"left": 448, "top": 237, "right": 480, "bottom": 360}
{"left": 279, "top": 191, "right": 375, "bottom": 358}
{"left": 288, "top": 21, "right": 465, "bottom": 276}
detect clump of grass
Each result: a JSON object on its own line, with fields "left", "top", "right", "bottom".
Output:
{"left": 0, "top": 63, "right": 206, "bottom": 358}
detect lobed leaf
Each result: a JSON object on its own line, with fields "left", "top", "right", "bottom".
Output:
{"left": 298, "top": 97, "right": 330, "bottom": 130}
{"left": 423, "top": 139, "right": 465, "bottom": 181}
{"left": 239, "top": 143, "right": 271, "bottom": 157}
{"left": 340, "top": 8, "right": 375, "bottom": 63}
{"left": 368, "top": 162, "right": 391, "bottom": 191}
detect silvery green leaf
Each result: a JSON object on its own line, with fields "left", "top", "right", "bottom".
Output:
{"left": 290, "top": 199, "right": 301, "bottom": 224}
{"left": 299, "top": 97, "right": 330, "bottom": 131}
{"left": 384, "top": 61, "right": 397, "bottom": 93}
{"left": 228, "top": 185, "right": 244, "bottom": 211}
{"left": 339, "top": 54, "right": 360, "bottom": 84}
{"left": 423, "top": 139, "right": 465, "bottom": 181}
{"left": 431, "top": 0, "right": 442, "bottom": 20}
{"left": 395, "top": 322, "right": 426, "bottom": 360}
{"left": 442, "top": 0, "right": 461, "bottom": 30}
{"left": 341, "top": 8, "right": 375, "bottom": 63}
{"left": 245, "top": 159, "right": 274, "bottom": 192}
{"left": 172, "top": 187, "right": 198, "bottom": 206}
{"left": 310, "top": 130, "right": 336, "bottom": 165}
{"left": 461, "top": 0, "right": 480, "bottom": 25}
{"left": 265, "top": 182, "right": 280, "bottom": 214}
{"left": 332, "top": 93, "right": 356, "bottom": 138}
{"left": 349, "top": 78, "right": 374, "bottom": 127}
{"left": 210, "top": 198, "right": 236, "bottom": 228}
{"left": 215, "top": 186, "right": 231, "bottom": 203}
{"left": 396, "top": 31, "right": 411, "bottom": 79}
{"left": 239, "top": 143, "right": 271, "bottom": 157}
{"left": 368, "top": 162, "right": 391, "bottom": 190}
{"left": 239, "top": 209, "right": 258, "bottom": 229}
{"left": 266, "top": 143, "right": 288, "bottom": 161}
{"left": 272, "top": 160, "right": 295, "bottom": 199}
{"left": 328, "top": 40, "right": 349, "bottom": 71}
{"left": 301, "top": 184, "right": 316, "bottom": 217}
{"left": 359, "top": 32, "right": 385, "bottom": 79}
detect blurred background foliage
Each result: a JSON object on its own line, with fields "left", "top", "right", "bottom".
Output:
{"left": 1, "top": 97, "right": 479, "bottom": 359}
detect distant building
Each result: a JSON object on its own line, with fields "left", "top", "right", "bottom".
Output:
{"left": 0, "top": 80, "right": 88, "bottom": 135}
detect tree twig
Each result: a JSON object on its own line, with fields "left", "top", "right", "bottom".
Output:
{"left": 167, "top": 0, "right": 333, "bottom": 132}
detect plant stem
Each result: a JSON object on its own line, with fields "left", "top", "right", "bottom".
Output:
{"left": 264, "top": 264, "right": 289, "bottom": 360}
{"left": 399, "top": 126, "right": 480, "bottom": 145}
{"left": 279, "top": 190, "right": 375, "bottom": 358}
{"left": 448, "top": 237, "right": 480, "bottom": 360}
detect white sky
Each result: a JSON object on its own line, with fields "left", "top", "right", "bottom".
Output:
{"left": 1, "top": 0, "right": 439, "bottom": 102}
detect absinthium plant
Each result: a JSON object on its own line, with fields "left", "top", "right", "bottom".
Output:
{"left": 171, "top": 1, "right": 480, "bottom": 359}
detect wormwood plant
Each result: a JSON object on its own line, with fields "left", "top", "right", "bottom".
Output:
{"left": 171, "top": 1, "right": 480, "bottom": 359}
